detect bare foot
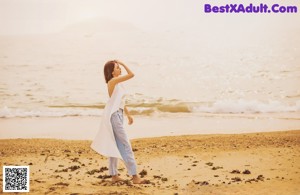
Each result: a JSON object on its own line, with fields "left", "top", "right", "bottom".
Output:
{"left": 132, "top": 175, "right": 148, "bottom": 184}
{"left": 111, "top": 175, "right": 123, "bottom": 183}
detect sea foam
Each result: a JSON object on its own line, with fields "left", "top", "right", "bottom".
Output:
{"left": 0, "top": 99, "right": 299, "bottom": 118}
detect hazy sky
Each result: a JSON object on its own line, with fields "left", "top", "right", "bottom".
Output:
{"left": 0, "top": 0, "right": 299, "bottom": 35}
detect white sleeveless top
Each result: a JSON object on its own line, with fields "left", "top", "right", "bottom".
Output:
{"left": 119, "top": 95, "right": 125, "bottom": 110}
{"left": 90, "top": 83, "right": 127, "bottom": 159}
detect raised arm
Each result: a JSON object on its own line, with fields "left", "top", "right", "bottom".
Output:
{"left": 109, "top": 60, "right": 135, "bottom": 86}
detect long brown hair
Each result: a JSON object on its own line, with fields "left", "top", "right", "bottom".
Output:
{"left": 103, "top": 60, "right": 116, "bottom": 83}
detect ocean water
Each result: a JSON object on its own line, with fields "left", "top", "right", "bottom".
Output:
{"left": 0, "top": 17, "right": 300, "bottom": 120}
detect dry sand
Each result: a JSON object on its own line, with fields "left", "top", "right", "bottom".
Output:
{"left": 0, "top": 130, "right": 299, "bottom": 195}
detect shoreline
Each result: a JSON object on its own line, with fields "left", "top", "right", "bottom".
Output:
{"left": 0, "top": 129, "right": 299, "bottom": 142}
{"left": 0, "top": 130, "right": 299, "bottom": 194}
{"left": 1, "top": 114, "right": 299, "bottom": 140}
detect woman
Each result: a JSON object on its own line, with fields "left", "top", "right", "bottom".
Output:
{"left": 91, "top": 60, "right": 146, "bottom": 184}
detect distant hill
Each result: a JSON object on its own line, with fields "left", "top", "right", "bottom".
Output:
{"left": 61, "top": 17, "right": 141, "bottom": 36}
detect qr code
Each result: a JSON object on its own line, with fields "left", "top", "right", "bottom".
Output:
{"left": 3, "top": 166, "right": 30, "bottom": 192}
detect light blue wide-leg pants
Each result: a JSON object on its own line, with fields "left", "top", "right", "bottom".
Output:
{"left": 109, "top": 108, "right": 137, "bottom": 176}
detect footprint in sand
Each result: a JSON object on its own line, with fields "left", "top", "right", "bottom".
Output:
{"left": 230, "top": 169, "right": 241, "bottom": 174}
{"left": 55, "top": 182, "right": 69, "bottom": 186}
{"left": 205, "top": 162, "right": 213, "bottom": 166}
{"left": 242, "top": 169, "right": 251, "bottom": 174}
{"left": 139, "top": 169, "right": 147, "bottom": 178}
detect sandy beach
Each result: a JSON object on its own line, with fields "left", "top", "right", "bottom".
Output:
{"left": 1, "top": 1, "right": 299, "bottom": 194}
{"left": 1, "top": 130, "right": 299, "bottom": 194}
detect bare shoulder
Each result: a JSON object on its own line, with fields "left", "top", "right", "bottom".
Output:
{"left": 108, "top": 78, "right": 118, "bottom": 88}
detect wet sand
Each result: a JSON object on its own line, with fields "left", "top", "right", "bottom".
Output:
{"left": 1, "top": 114, "right": 299, "bottom": 140}
{"left": 0, "top": 130, "right": 299, "bottom": 194}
